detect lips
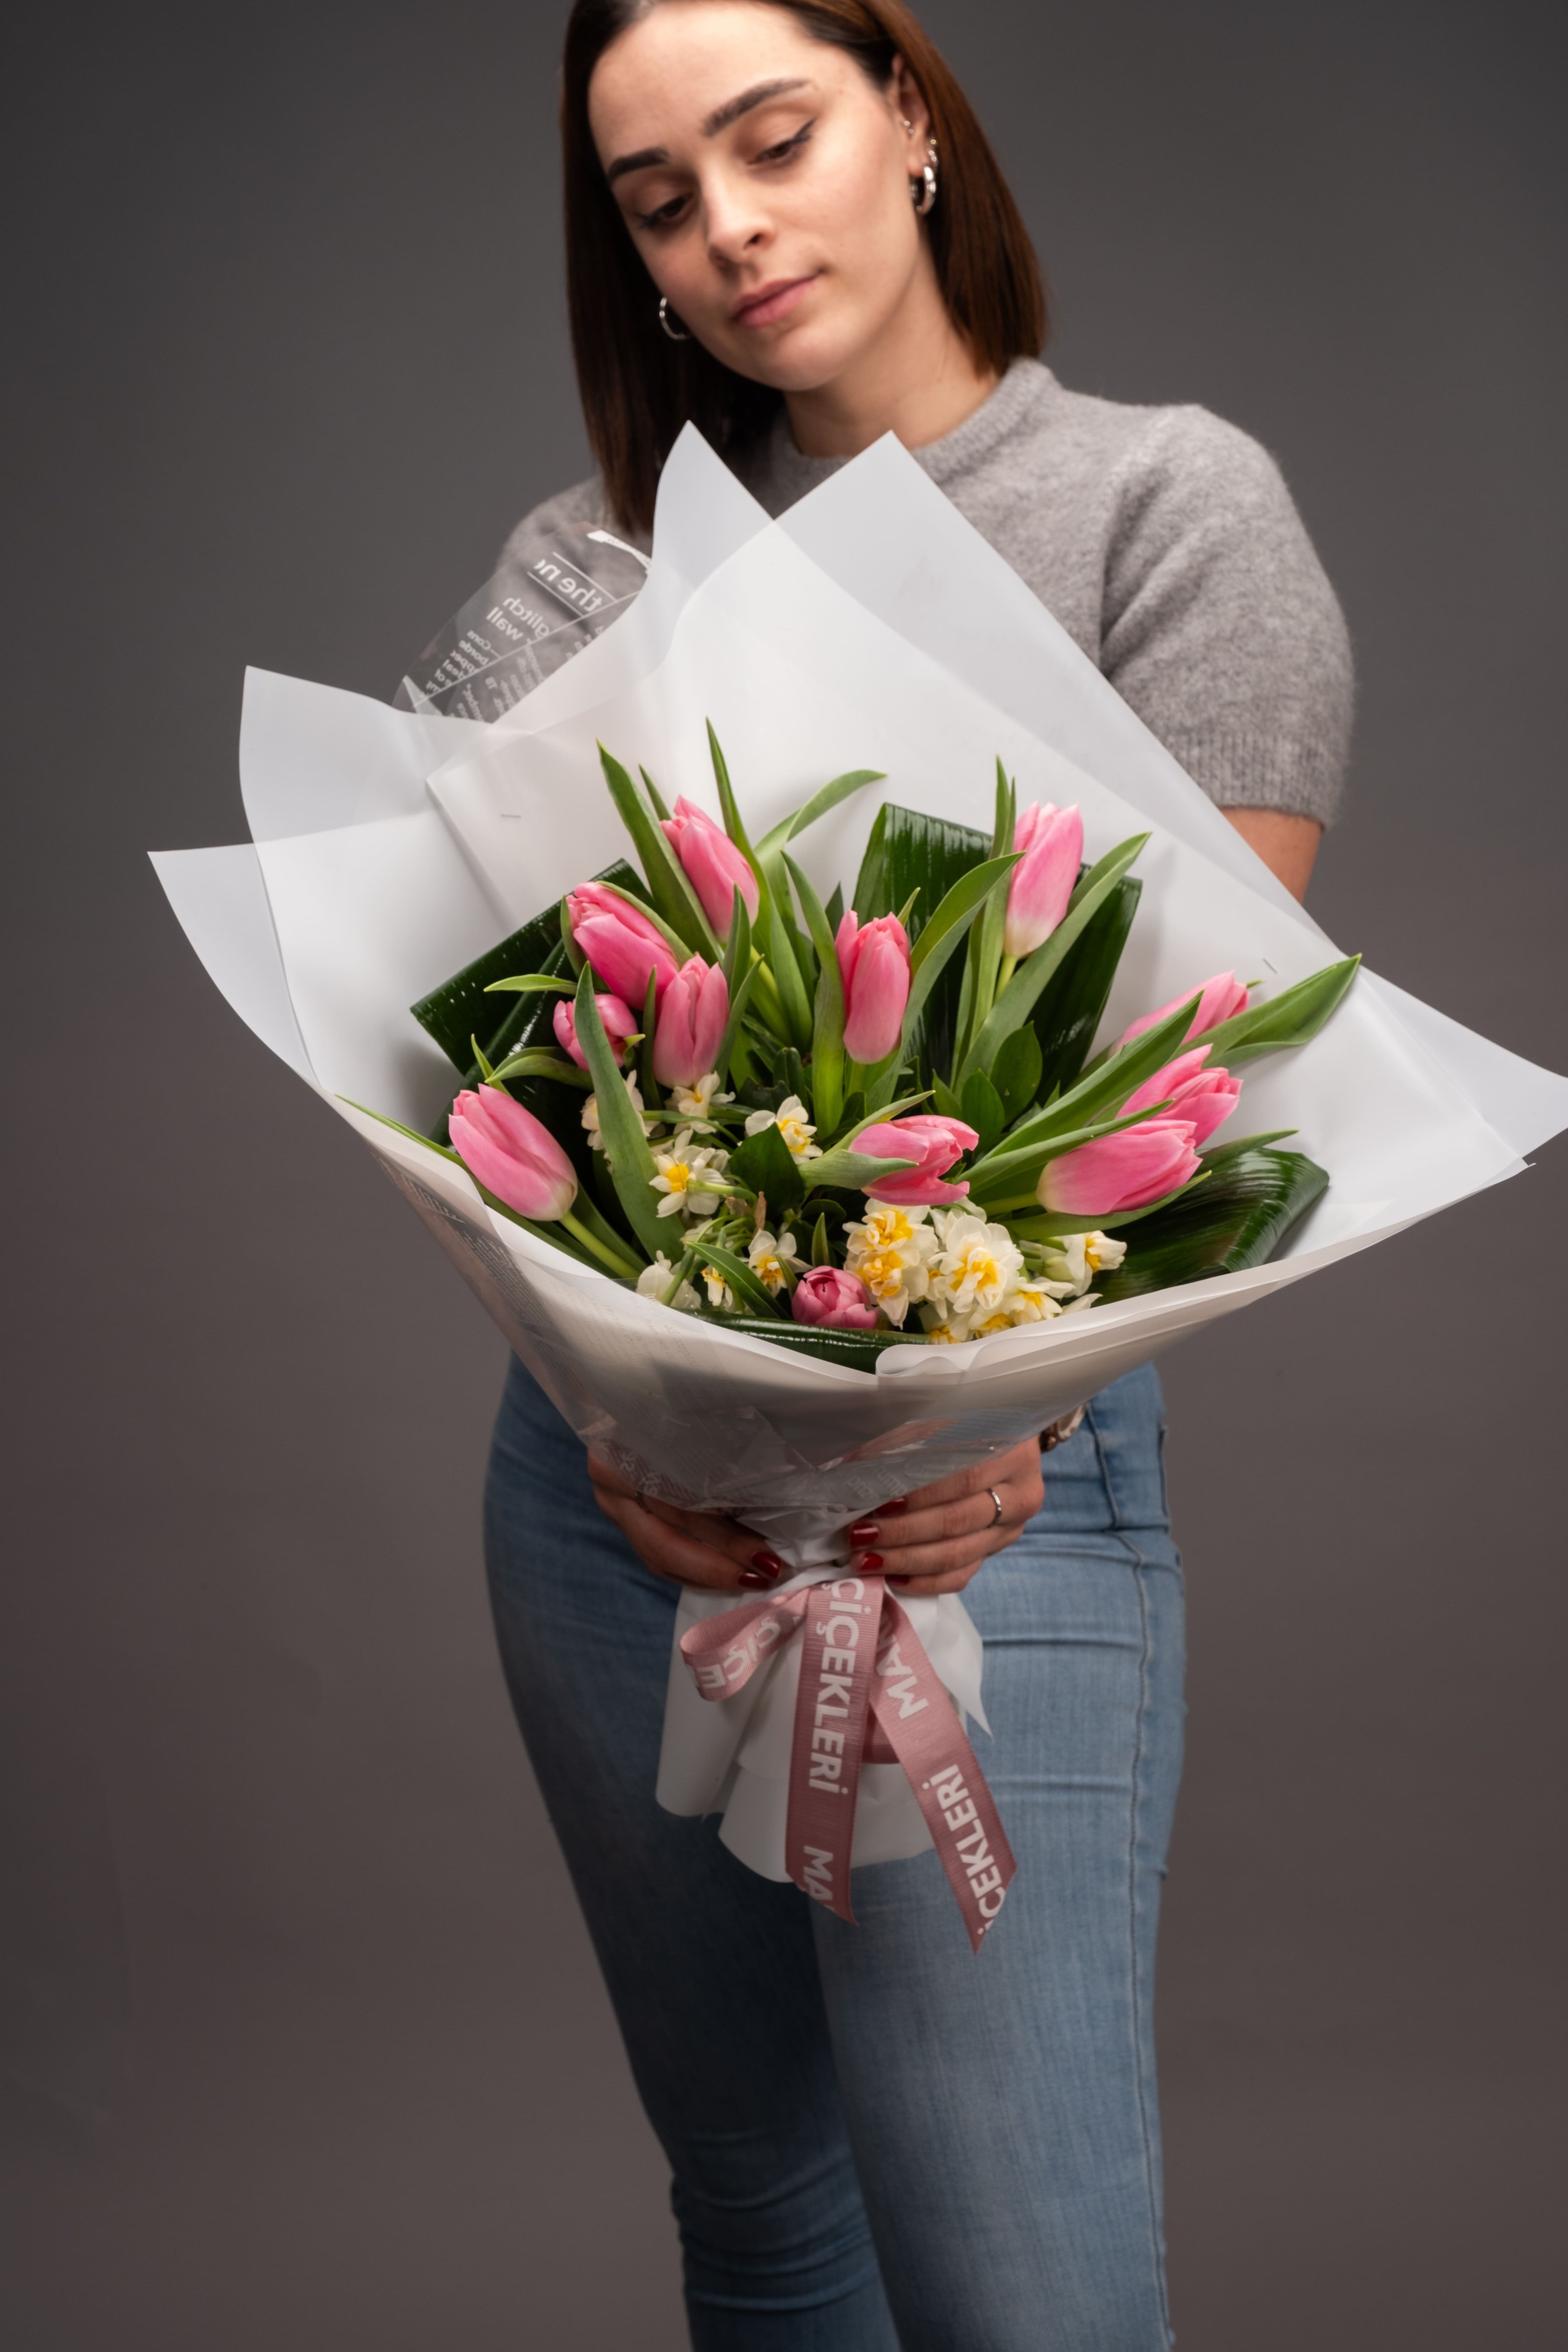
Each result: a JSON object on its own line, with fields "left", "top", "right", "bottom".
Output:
{"left": 731, "top": 275, "right": 817, "bottom": 329}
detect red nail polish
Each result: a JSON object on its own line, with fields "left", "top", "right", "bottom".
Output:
{"left": 857, "top": 1551, "right": 885, "bottom": 1572}
{"left": 879, "top": 1497, "right": 909, "bottom": 1515}
{"left": 888, "top": 1575, "right": 911, "bottom": 1590}
{"left": 739, "top": 1566, "right": 777, "bottom": 1589}
{"left": 847, "top": 1521, "right": 881, "bottom": 1545}
{"left": 749, "top": 1548, "right": 786, "bottom": 1578}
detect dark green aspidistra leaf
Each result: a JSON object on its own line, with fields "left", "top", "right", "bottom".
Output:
{"left": 1096, "top": 1148, "right": 1328, "bottom": 1299}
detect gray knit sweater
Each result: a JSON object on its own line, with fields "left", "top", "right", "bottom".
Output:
{"left": 499, "top": 359, "right": 1352, "bottom": 824}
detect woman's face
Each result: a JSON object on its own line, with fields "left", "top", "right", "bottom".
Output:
{"left": 588, "top": 2, "right": 935, "bottom": 395}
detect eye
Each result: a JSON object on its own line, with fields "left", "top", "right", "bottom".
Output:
{"left": 634, "top": 192, "right": 690, "bottom": 232}
{"left": 754, "top": 120, "right": 815, "bottom": 167}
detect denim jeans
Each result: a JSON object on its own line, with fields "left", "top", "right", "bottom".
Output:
{"left": 484, "top": 1358, "right": 1184, "bottom": 2351}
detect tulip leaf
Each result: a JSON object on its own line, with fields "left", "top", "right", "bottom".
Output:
{"left": 638, "top": 764, "right": 672, "bottom": 822}
{"left": 486, "top": 1049, "right": 593, "bottom": 1090}
{"left": 572, "top": 967, "right": 668, "bottom": 1258}
{"left": 960, "top": 1070, "right": 1007, "bottom": 1156}
{"left": 1194, "top": 956, "right": 1361, "bottom": 1065}
{"left": 1094, "top": 1148, "right": 1329, "bottom": 1299}
{"left": 806, "top": 1145, "right": 921, "bottom": 1193}
{"left": 755, "top": 769, "right": 884, "bottom": 858}
{"left": 598, "top": 742, "right": 718, "bottom": 957}
{"left": 690, "top": 1241, "right": 783, "bottom": 1319}
{"left": 1029, "top": 875, "right": 1142, "bottom": 1098}
{"left": 991, "top": 1026, "right": 1044, "bottom": 1125}
{"left": 838, "top": 1090, "right": 931, "bottom": 1145}
{"left": 959, "top": 833, "right": 1150, "bottom": 1087}
{"left": 932, "top": 1072, "right": 965, "bottom": 1121}
{"left": 783, "top": 851, "right": 847, "bottom": 1134}
{"left": 483, "top": 973, "right": 576, "bottom": 995}
{"left": 811, "top": 1212, "right": 832, "bottom": 1267}
{"left": 707, "top": 725, "right": 812, "bottom": 1046}
{"left": 726, "top": 1120, "right": 807, "bottom": 1219}
{"left": 978, "top": 994, "right": 1202, "bottom": 1171}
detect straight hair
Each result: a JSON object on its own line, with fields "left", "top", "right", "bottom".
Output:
{"left": 561, "top": 0, "right": 1047, "bottom": 530}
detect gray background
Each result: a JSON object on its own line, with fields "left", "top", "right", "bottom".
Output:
{"left": 4, "top": 2, "right": 1564, "bottom": 2344}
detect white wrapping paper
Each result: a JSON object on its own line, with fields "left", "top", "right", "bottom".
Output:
{"left": 151, "top": 426, "right": 1568, "bottom": 1879}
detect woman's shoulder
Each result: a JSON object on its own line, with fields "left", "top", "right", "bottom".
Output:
{"left": 495, "top": 472, "right": 625, "bottom": 572}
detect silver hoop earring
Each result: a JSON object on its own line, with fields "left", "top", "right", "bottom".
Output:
{"left": 658, "top": 295, "right": 690, "bottom": 343}
{"left": 911, "top": 136, "right": 938, "bottom": 218}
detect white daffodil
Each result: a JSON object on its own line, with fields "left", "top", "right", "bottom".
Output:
{"left": 1001, "top": 1279, "right": 1068, "bottom": 1327}
{"left": 581, "top": 1073, "right": 646, "bottom": 1153}
{"left": 700, "top": 1262, "right": 737, "bottom": 1312}
{"left": 743, "top": 1094, "right": 822, "bottom": 1162}
{"left": 924, "top": 1218, "right": 1025, "bottom": 1330}
{"left": 746, "top": 1227, "right": 802, "bottom": 1296}
{"left": 636, "top": 1253, "right": 699, "bottom": 1313}
{"left": 842, "top": 1203, "right": 939, "bottom": 1328}
{"left": 673, "top": 1071, "right": 734, "bottom": 1122}
{"left": 650, "top": 1129, "right": 731, "bottom": 1220}
{"left": 1032, "top": 1230, "right": 1127, "bottom": 1295}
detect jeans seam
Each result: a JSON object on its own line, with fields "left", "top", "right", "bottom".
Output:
{"left": 1120, "top": 1532, "right": 1175, "bottom": 2348}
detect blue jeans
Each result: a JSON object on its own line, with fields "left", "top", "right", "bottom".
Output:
{"left": 484, "top": 1359, "right": 1184, "bottom": 2351}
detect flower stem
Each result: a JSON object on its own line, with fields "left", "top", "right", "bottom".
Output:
{"left": 560, "top": 1207, "right": 643, "bottom": 1278}
{"left": 994, "top": 953, "right": 1018, "bottom": 1006}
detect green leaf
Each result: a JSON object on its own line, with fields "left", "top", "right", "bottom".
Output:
{"left": 806, "top": 1144, "right": 921, "bottom": 1193}
{"left": 696, "top": 1318, "right": 932, "bottom": 1370}
{"left": 755, "top": 768, "right": 883, "bottom": 857}
{"left": 638, "top": 764, "right": 672, "bottom": 822}
{"left": 1095, "top": 1149, "right": 1330, "bottom": 1299}
{"left": 959, "top": 833, "right": 1149, "bottom": 1087}
{"left": 783, "top": 851, "right": 846, "bottom": 1135}
{"left": 598, "top": 742, "right": 717, "bottom": 956}
{"left": 637, "top": 971, "right": 661, "bottom": 1109}
{"left": 969, "top": 995, "right": 1201, "bottom": 1179}
{"left": 690, "top": 1241, "right": 782, "bottom": 1319}
{"left": 572, "top": 967, "right": 667, "bottom": 1258}
{"left": 1196, "top": 957, "right": 1361, "bottom": 1065}
{"left": 811, "top": 1212, "right": 832, "bottom": 1267}
{"left": 967, "top": 1103, "right": 1183, "bottom": 1212}
{"left": 991, "top": 1026, "right": 1044, "bottom": 1124}
{"left": 1029, "top": 874, "right": 1142, "bottom": 1098}
{"left": 725, "top": 1120, "right": 806, "bottom": 1219}
{"left": 825, "top": 882, "right": 844, "bottom": 931}
{"left": 482, "top": 973, "right": 575, "bottom": 996}
{"left": 960, "top": 1070, "right": 1006, "bottom": 1155}
{"left": 853, "top": 802, "right": 992, "bottom": 1071}
{"left": 932, "top": 1072, "right": 965, "bottom": 1121}
{"left": 486, "top": 1048, "right": 593, "bottom": 1090}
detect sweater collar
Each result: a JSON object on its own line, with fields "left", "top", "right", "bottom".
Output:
{"left": 753, "top": 358, "right": 1056, "bottom": 510}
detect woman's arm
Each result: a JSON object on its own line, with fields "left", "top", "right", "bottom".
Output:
{"left": 1224, "top": 806, "right": 1322, "bottom": 901}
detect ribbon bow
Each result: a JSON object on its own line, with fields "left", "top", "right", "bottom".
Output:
{"left": 681, "top": 1571, "right": 1015, "bottom": 1952}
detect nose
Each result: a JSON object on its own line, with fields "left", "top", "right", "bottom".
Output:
{"left": 701, "top": 169, "right": 772, "bottom": 270}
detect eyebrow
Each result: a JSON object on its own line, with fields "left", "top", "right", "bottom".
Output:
{"left": 604, "top": 78, "right": 815, "bottom": 185}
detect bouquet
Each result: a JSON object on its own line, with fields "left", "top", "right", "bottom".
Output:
{"left": 389, "top": 732, "right": 1359, "bottom": 1370}
{"left": 152, "top": 426, "right": 1568, "bottom": 1948}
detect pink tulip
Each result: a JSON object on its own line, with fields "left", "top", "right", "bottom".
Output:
{"left": 1038, "top": 1118, "right": 1201, "bottom": 1217}
{"left": 792, "top": 1266, "right": 880, "bottom": 1330}
{"left": 552, "top": 992, "right": 638, "bottom": 1071}
{"left": 857, "top": 1114, "right": 978, "bottom": 1208}
{"left": 449, "top": 1085, "right": 578, "bottom": 1221}
{"left": 567, "top": 883, "right": 681, "bottom": 1013}
{"left": 653, "top": 956, "right": 730, "bottom": 1088}
{"left": 836, "top": 911, "right": 912, "bottom": 1064}
{"left": 1120, "top": 971, "right": 1249, "bottom": 1048}
{"left": 1004, "top": 802, "right": 1083, "bottom": 958}
{"left": 1120, "top": 1047, "right": 1241, "bottom": 1148}
{"left": 661, "top": 798, "right": 760, "bottom": 939}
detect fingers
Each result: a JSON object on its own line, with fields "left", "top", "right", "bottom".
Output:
{"left": 841, "top": 1437, "right": 1046, "bottom": 1600}
{"left": 586, "top": 1453, "right": 784, "bottom": 1594}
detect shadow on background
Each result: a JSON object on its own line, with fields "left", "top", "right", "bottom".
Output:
{"left": 3, "top": 3, "right": 1563, "bottom": 2345}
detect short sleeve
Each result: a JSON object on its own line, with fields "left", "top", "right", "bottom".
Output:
{"left": 1099, "top": 408, "right": 1354, "bottom": 825}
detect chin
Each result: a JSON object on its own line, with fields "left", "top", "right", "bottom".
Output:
{"left": 717, "top": 323, "right": 864, "bottom": 398}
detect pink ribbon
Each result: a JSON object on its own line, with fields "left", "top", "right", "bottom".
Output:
{"left": 680, "top": 1572, "right": 1015, "bottom": 1953}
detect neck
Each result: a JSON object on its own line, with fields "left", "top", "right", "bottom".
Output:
{"left": 784, "top": 272, "right": 998, "bottom": 461}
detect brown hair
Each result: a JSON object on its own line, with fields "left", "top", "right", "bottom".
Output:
{"left": 561, "top": 0, "right": 1047, "bottom": 530}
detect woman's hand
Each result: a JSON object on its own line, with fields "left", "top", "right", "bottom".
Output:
{"left": 587, "top": 1436, "right": 1046, "bottom": 1599}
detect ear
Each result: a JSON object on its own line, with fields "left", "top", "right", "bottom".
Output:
{"left": 888, "top": 53, "right": 932, "bottom": 150}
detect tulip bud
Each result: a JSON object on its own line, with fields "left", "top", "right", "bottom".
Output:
{"left": 791, "top": 1266, "right": 880, "bottom": 1330}
{"left": 449, "top": 1085, "right": 578, "bottom": 1221}
{"left": 1004, "top": 802, "right": 1083, "bottom": 959}
{"left": 1120, "top": 1046, "right": 1241, "bottom": 1148}
{"left": 835, "top": 910, "right": 911, "bottom": 1065}
{"left": 857, "top": 1114, "right": 978, "bottom": 1208}
{"left": 1119, "top": 971, "right": 1249, "bottom": 1049}
{"left": 567, "top": 884, "right": 681, "bottom": 1013}
{"left": 661, "top": 797, "right": 760, "bottom": 939}
{"left": 1037, "top": 1118, "right": 1201, "bottom": 1218}
{"left": 653, "top": 956, "right": 730, "bottom": 1089}
{"left": 552, "top": 992, "right": 638, "bottom": 1071}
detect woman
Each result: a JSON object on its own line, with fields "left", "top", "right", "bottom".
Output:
{"left": 485, "top": 4, "right": 1351, "bottom": 2345}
